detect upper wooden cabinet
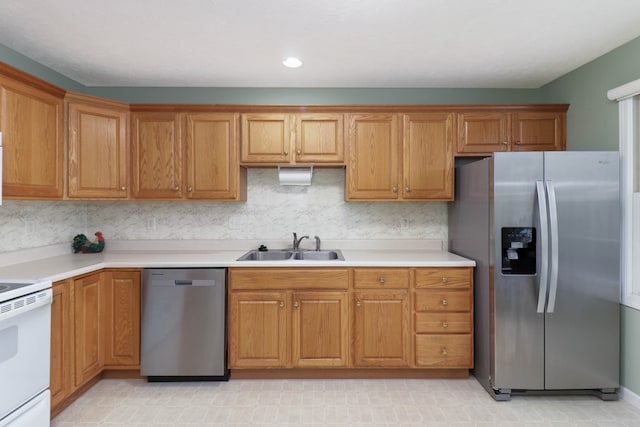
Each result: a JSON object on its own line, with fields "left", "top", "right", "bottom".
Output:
{"left": 0, "top": 67, "right": 64, "bottom": 198}
{"left": 241, "top": 113, "right": 344, "bottom": 165}
{"left": 131, "top": 112, "right": 183, "bottom": 199}
{"left": 456, "top": 107, "right": 567, "bottom": 155}
{"left": 66, "top": 93, "right": 129, "bottom": 199}
{"left": 347, "top": 112, "right": 454, "bottom": 201}
{"left": 402, "top": 113, "right": 454, "bottom": 200}
{"left": 346, "top": 113, "right": 400, "bottom": 200}
{"left": 131, "top": 110, "right": 245, "bottom": 200}
{"left": 185, "top": 112, "right": 244, "bottom": 199}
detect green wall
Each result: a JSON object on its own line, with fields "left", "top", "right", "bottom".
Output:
{"left": 542, "top": 36, "right": 640, "bottom": 150}
{"left": 2, "top": 35, "right": 640, "bottom": 395}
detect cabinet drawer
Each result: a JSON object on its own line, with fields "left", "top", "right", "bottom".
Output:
{"left": 414, "top": 334, "right": 472, "bottom": 368}
{"left": 415, "top": 312, "right": 471, "bottom": 334}
{"left": 353, "top": 269, "right": 409, "bottom": 289}
{"left": 415, "top": 292, "right": 471, "bottom": 312}
{"left": 414, "top": 268, "right": 471, "bottom": 289}
{"left": 229, "top": 268, "right": 349, "bottom": 290}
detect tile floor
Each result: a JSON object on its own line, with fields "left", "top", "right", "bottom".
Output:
{"left": 51, "top": 376, "right": 640, "bottom": 426}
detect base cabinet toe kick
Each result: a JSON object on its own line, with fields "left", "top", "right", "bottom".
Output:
{"left": 227, "top": 266, "right": 474, "bottom": 377}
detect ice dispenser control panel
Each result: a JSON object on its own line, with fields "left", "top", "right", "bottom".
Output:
{"left": 501, "top": 227, "right": 536, "bottom": 275}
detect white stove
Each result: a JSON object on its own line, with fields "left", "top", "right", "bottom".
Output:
{"left": 0, "top": 279, "right": 52, "bottom": 427}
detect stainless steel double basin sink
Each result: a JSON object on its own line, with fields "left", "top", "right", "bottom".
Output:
{"left": 237, "top": 249, "right": 344, "bottom": 262}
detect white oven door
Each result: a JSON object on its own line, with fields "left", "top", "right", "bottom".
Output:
{"left": 0, "top": 289, "right": 52, "bottom": 422}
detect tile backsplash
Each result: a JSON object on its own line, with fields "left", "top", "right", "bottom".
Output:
{"left": 0, "top": 169, "right": 447, "bottom": 253}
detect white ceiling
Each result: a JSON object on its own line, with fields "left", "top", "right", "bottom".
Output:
{"left": 2, "top": 0, "right": 640, "bottom": 88}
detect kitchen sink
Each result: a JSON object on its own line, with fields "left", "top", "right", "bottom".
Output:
{"left": 237, "top": 250, "right": 293, "bottom": 261}
{"left": 292, "top": 250, "right": 344, "bottom": 260}
{"left": 237, "top": 249, "right": 344, "bottom": 261}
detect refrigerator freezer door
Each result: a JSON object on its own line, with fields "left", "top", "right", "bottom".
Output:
{"left": 543, "top": 151, "right": 620, "bottom": 390}
{"left": 492, "top": 152, "right": 546, "bottom": 391}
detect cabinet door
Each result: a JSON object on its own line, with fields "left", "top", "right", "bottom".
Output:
{"left": 353, "top": 290, "right": 410, "bottom": 367}
{"left": 512, "top": 111, "right": 565, "bottom": 151}
{"left": 131, "top": 112, "right": 183, "bottom": 198}
{"left": 0, "top": 76, "right": 63, "bottom": 198}
{"left": 73, "top": 273, "right": 104, "bottom": 387}
{"left": 241, "top": 113, "right": 291, "bottom": 163}
{"left": 456, "top": 112, "right": 510, "bottom": 155}
{"left": 295, "top": 113, "right": 344, "bottom": 163}
{"left": 185, "top": 112, "right": 244, "bottom": 199}
{"left": 403, "top": 113, "right": 454, "bottom": 200}
{"left": 51, "top": 279, "right": 74, "bottom": 409}
{"left": 229, "top": 291, "right": 288, "bottom": 368}
{"left": 102, "top": 270, "right": 141, "bottom": 367}
{"left": 292, "top": 291, "right": 349, "bottom": 367}
{"left": 67, "top": 97, "right": 128, "bottom": 198}
{"left": 346, "top": 113, "right": 400, "bottom": 200}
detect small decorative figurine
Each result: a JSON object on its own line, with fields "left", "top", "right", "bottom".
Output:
{"left": 72, "top": 231, "right": 105, "bottom": 253}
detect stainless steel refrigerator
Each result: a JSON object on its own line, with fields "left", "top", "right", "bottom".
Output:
{"left": 448, "top": 151, "right": 620, "bottom": 401}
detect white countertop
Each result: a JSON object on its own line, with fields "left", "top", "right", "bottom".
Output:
{"left": 0, "top": 239, "right": 475, "bottom": 283}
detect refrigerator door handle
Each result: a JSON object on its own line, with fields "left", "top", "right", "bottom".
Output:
{"left": 546, "top": 180, "right": 560, "bottom": 313}
{"left": 536, "top": 180, "right": 550, "bottom": 313}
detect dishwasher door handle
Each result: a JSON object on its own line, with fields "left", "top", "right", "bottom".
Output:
{"left": 174, "top": 280, "right": 217, "bottom": 286}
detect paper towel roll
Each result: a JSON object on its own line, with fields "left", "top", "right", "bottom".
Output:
{"left": 278, "top": 166, "right": 313, "bottom": 185}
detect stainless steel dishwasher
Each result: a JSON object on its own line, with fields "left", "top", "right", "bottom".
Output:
{"left": 141, "top": 268, "right": 229, "bottom": 381}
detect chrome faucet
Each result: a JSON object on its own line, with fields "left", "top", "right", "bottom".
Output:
{"left": 314, "top": 235, "right": 321, "bottom": 251}
{"left": 292, "top": 232, "right": 309, "bottom": 251}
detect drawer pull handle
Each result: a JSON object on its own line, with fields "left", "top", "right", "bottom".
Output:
{"left": 442, "top": 277, "right": 448, "bottom": 284}
{"left": 378, "top": 277, "right": 386, "bottom": 284}
{"left": 356, "top": 300, "right": 361, "bottom": 308}
{"left": 279, "top": 301, "right": 285, "bottom": 308}
{"left": 442, "top": 321, "right": 449, "bottom": 328}
{"left": 293, "top": 301, "right": 299, "bottom": 308}
{"left": 441, "top": 299, "right": 448, "bottom": 306}
{"left": 441, "top": 348, "right": 449, "bottom": 356}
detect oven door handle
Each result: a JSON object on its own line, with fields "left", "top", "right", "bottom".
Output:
{"left": 0, "top": 291, "right": 52, "bottom": 323}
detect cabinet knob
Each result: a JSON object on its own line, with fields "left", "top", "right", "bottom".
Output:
{"left": 378, "top": 277, "right": 386, "bottom": 284}
{"left": 502, "top": 140, "right": 508, "bottom": 145}
{"left": 392, "top": 187, "right": 398, "bottom": 193}
{"left": 442, "top": 277, "right": 448, "bottom": 284}
{"left": 279, "top": 301, "right": 285, "bottom": 308}
{"left": 405, "top": 187, "right": 410, "bottom": 193}
{"left": 174, "top": 186, "right": 180, "bottom": 192}
{"left": 296, "top": 149, "right": 302, "bottom": 155}
{"left": 442, "top": 321, "right": 449, "bottom": 328}
{"left": 187, "top": 186, "right": 193, "bottom": 192}
{"left": 356, "top": 300, "right": 361, "bottom": 308}
{"left": 293, "top": 301, "right": 299, "bottom": 308}
{"left": 283, "top": 150, "right": 289, "bottom": 156}
{"left": 515, "top": 140, "right": 521, "bottom": 145}
{"left": 441, "top": 299, "right": 448, "bottom": 306}
{"left": 120, "top": 186, "right": 126, "bottom": 191}
{"left": 441, "top": 348, "right": 449, "bottom": 356}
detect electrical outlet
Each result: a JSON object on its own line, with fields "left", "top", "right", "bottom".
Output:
{"left": 146, "top": 216, "right": 157, "bottom": 230}
{"left": 24, "top": 220, "right": 34, "bottom": 236}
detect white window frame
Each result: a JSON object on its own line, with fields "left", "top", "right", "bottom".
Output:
{"left": 609, "top": 81, "right": 640, "bottom": 309}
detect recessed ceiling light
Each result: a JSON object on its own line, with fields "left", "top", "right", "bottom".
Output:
{"left": 282, "top": 57, "right": 303, "bottom": 68}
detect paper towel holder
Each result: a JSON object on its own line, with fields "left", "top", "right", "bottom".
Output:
{"left": 278, "top": 165, "right": 313, "bottom": 186}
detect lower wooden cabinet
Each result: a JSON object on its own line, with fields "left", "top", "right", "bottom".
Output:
{"left": 73, "top": 272, "right": 104, "bottom": 388}
{"left": 353, "top": 289, "right": 410, "bottom": 367}
{"left": 228, "top": 266, "right": 473, "bottom": 374}
{"left": 413, "top": 267, "right": 473, "bottom": 369}
{"left": 228, "top": 268, "right": 350, "bottom": 369}
{"left": 50, "top": 279, "right": 74, "bottom": 409}
{"left": 50, "top": 269, "right": 141, "bottom": 414}
{"left": 103, "top": 270, "right": 141, "bottom": 367}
